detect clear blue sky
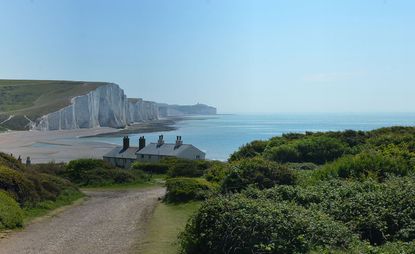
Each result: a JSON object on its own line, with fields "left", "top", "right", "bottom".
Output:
{"left": 1, "top": 0, "right": 414, "bottom": 113}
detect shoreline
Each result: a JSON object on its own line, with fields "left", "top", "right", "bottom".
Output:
{"left": 0, "top": 117, "right": 184, "bottom": 163}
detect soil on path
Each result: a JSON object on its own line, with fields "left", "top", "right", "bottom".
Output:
{"left": 0, "top": 187, "right": 165, "bottom": 254}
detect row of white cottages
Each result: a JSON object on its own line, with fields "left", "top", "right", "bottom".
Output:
{"left": 103, "top": 135, "right": 206, "bottom": 168}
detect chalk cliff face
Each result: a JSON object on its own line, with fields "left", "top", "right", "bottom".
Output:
{"left": 35, "top": 83, "right": 159, "bottom": 130}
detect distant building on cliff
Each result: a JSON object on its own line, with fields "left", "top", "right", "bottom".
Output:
{"left": 103, "top": 135, "right": 205, "bottom": 168}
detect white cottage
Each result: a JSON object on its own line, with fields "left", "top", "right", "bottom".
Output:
{"left": 103, "top": 135, "right": 205, "bottom": 168}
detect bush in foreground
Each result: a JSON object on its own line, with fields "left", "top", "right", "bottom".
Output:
{"left": 165, "top": 178, "right": 216, "bottom": 203}
{"left": 0, "top": 190, "right": 23, "bottom": 229}
{"left": 221, "top": 158, "right": 295, "bottom": 193}
{"left": 180, "top": 195, "right": 355, "bottom": 254}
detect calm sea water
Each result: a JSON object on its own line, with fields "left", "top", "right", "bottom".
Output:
{"left": 84, "top": 113, "right": 415, "bottom": 161}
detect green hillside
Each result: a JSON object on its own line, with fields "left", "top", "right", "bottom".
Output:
{"left": 0, "top": 80, "right": 106, "bottom": 130}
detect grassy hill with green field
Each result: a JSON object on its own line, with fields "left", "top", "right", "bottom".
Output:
{"left": 0, "top": 80, "right": 106, "bottom": 130}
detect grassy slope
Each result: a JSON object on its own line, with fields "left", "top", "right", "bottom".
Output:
{"left": 0, "top": 80, "right": 107, "bottom": 130}
{"left": 138, "top": 202, "right": 200, "bottom": 254}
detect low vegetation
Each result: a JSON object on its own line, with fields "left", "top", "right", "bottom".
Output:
{"left": 0, "top": 152, "right": 83, "bottom": 230}
{"left": 176, "top": 127, "right": 415, "bottom": 253}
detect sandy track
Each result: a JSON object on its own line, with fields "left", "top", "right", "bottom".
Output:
{"left": 0, "top": 187, "right": 165, "bottom": 254}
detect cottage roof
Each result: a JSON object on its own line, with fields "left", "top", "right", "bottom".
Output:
{"left": 103, "top": 146, "right": 139, "bottom": 159}
{"left": 136, "top": 143, "right": 205, "bottom": 157}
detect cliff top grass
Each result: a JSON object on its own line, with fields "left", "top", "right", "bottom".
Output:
{"left": 0, "top": 79, "right": 107, "bottom": 130}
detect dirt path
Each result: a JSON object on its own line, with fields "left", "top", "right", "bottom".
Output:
{"left": 0, "top": 187, "right": 165, "bottom": 254}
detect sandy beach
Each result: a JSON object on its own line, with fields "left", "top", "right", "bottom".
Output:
{"left": 0, "top": 118, "right": 180, "bottom": 163}
{"left": 0, "top": 128, "right": 119, "bottom": 163}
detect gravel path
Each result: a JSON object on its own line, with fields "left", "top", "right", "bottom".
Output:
{"left": 0, "top": 187, "right": 165, "bottom": 254}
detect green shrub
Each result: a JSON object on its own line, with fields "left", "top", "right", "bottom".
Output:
{"left": 0, "top": 190, "right": 23, "bottom": 229}
{"left": 204, "top": 162, "right": 230, "bottom": 183}
{"left": 0, "top": 152, "right": 24, "bottom": 171}
{"left": 0, "top": 165, "right": 38, "bottom": 205}
{"left": 132, "top": 161, "right": 170, "bottom": 174}
{"left": 316, "top": 149, "right": 413, "bottom": 181}
{"left": 165, "top": 178, "right": 216, "bottom": 203}
{"left": 63, "top": 158, "right": 139, "bottom": 186}
{"left": 229, "top": 140, "right": 268, "bottom": 161}
{"left": 221, "top": 158, "right": 295, "bottom": 192}
{"left": 264, "top": 144, "right": 300, "bottom": 163}
{"left": 66, "top": 158, "right": 111, "bottom": 171}
{"left": 166, "top": 158, "right": 209, "bottom": 178}
{"left": 256, "top": 177, "right": 415, "bottom": 245}
{"left": 180, "top": 195, "right": 355, "bottom": 254}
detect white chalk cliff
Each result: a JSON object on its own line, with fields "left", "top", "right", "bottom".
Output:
{"left": 35, "top": 83, "right": 159, "bottom": 131}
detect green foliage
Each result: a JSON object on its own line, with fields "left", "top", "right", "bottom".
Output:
{"left": 132, "top": 161, "right": 170, "bottom": 174}
{"left": 0, "top": 152, "right": 25, "bottom": 171}
{"left": 0, "top": 165, "right": 39, "bottom": 205}
{"left": 204, "top": 162, "right": 230, "bottom": 183}
{"left": 255, "top": 177, "right": 415, "bottom": 245}
{"left": 180, "top": 194, "right": 355, "bottom": 254}
{"left": 165, "top": 178, "right": 216, "bottom": 203}
{"left": 264, "top": 144, "right": 300, "bottom": 162}
{"left": 0, "top": 190, "right": 23, "bottom": 229}
{"left": 229, "top": 140, "right": 268, "bottom": 161}
{"left": 166, "top": 158, "right": 210, "bottom": 178}
{"left": 221, "top": 158, "right": 295, "bottom": 192}
{"left": 316, "top": 148, "right": 414, "bottom": 181}
{"left": 66, "top": 158, "right": 111, "bottom": 171}
{"left": 63, "top": 159, "right": 139, "bottom": 186}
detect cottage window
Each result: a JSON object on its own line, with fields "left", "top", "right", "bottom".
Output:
{"left": 141, "top": 155, "right": 144, "bottom": 159}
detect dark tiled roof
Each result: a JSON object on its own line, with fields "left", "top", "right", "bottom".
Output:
{"left": 103, "top": 146, "right": 139, "bottom": 159}
{"left": 136, "top": 143, "right": 204, "bottom": 157}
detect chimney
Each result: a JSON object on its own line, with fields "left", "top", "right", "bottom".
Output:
{"left": 175, "top": 136, "right": 183, "bottom": 148}
{"left": 157, "top": 135, "right": 164, "bottom": 147}
{"left": 139, "top": 136, "right": 146, "bottom": 150}
{"left": 123, "top": 136, "right": 130, "bottom": 150}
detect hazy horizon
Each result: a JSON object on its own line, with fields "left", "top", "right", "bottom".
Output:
{"left": 1, "top": 0, "right": 414, "bottom": 113}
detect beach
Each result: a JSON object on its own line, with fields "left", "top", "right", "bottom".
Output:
{"left": 0, "top": 119, "right": 179, "bottom": 163}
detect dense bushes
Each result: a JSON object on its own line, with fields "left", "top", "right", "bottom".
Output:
{"left": 250, "top": 177, "right": 415, "bottom": 245}
{"left": 166, "top": 158, "right": 211, "bottom": 178}
{"left": 0, "top": 191, "right": 23, "bottom": 229}
{"left": 63, "top": 159, "right": 140, "bottom": 186}
{"left": 0, "top": 165, "right": 39, "bottom": 205}
{"left": 221, "top": 158, "right": 295, "bottom": 192}
{"left": 165, "top": 178, "right": 216, "bottom": 203}
{"left": 132, "top": 161, "right": 170, "bottom": 174}
{"left": 316, "top": 149, "right": 414, "bottom": 181}
{"left": 229, "top": 140, "right": 268, "bottom": 161}
{"left": 180, "top": 194, "right": 355, "bottom": 254}
{"left": 264, "top": 136, "right": 350, "bottom": 164}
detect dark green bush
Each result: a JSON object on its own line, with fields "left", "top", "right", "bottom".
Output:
{"left": 0, "top": 190, "right": 23, "bottom": 229}
{"left": 165, "top": 177, "right": 216, "bottom": 203}
{"left": 256, "top": 177, "right": 415, "bottom": 245}
{"left": 166, "top": 158, "right": 209, "bottom": 178}
{"left": 221, "top": 158, "right": 295, "bottom": 192}
{"left": 204, "top": 162, "right": 230, "bottom": 183}
{"left": 132, "top": 161, "right": 169, "bottom": 174}
{"left": 63, "top": 158, "right": 139, "bottom": 186}
{"left": 229, "top": 140, "right": 268, "bottom": 161}
{"left": 316, "top": 149, "right": 413, "bottom": 181}
{"left": 0, "top": 165, "right": 38, "bottom": 205}
{"left": 264, "top": 144, "right": 300, "bottom": 163}
{"left": 0, "top": 152, "right": 24, "bottom": 171}
{"left": 66, "top": 158, "right": 111, "bottom": 171}
{"left": 180, "top": 195, "right": 355, "bottom": 254}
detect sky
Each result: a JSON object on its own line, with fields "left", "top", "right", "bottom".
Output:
{"left": 0, "top": 0, "right": 415, "bottom": 113}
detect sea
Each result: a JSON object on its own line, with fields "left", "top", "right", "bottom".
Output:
{"left": 84, "top": 113, "right": 415, "bottom": 161}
